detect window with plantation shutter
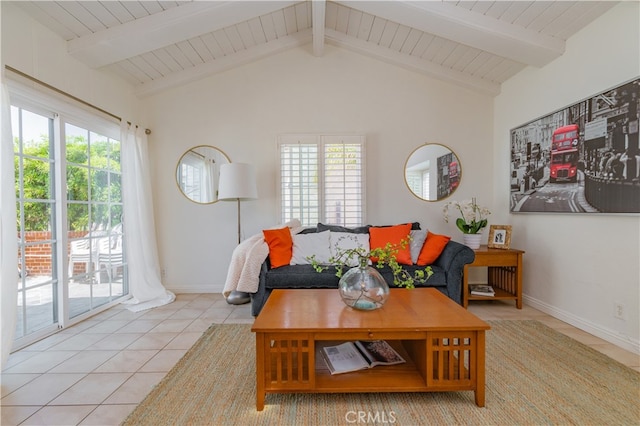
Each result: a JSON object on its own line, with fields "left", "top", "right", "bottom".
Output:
{"left": 422, "top": 171, "right": 430, "bottom": 200}
{"left": 279, "top": 140, "right": 319, "bottom": 226}
{"left": 405, "top": 168, "right": 430, "bottom": 200}
{"left": 279, "top": 135, "right": 365, "bottom": 227}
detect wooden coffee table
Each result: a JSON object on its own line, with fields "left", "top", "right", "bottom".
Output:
{"left": 251, "top": 288, "right": 490, "bottom": 410}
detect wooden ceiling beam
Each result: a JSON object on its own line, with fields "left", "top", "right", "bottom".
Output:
{"left": 312, "top": 0, "right": 326, "bottom": 57}
{"left": 68, "top": 1, "right": 298, "bottom": 68}
{"left": 336, "top": 0, "right": 566, "bottom": 67}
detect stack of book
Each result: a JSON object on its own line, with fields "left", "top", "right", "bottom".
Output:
{"left": 470, "top": 285, "right": 495, "bottom": 297}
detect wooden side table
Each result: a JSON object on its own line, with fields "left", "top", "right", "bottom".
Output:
{"left": 463, "top": 245, "right": 525, "bottom": 309}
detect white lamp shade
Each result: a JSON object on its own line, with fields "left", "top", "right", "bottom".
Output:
{"left": 217, "top": 163, "right": 258, "bottom": 200}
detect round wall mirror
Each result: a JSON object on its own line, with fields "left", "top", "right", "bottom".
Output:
{"left": 176, "top": 145, "right": 230, "bottom": 204}
{"left": 404, "top": 143, "right": 462, "bottom": 201}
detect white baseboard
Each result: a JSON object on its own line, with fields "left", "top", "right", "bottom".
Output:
{"left": 524, "top": 294, "right": 640, "bottom": 355}
{"left": 165, "top": 284, "right": 224, "bottom": 294}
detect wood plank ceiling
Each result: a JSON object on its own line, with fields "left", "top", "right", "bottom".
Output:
{"left": 14, "top": 1, "right": 617, "bottom": 97}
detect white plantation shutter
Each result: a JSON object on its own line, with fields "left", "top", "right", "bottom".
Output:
{"left": 323, "top": 136, "right": 364, "bottom": 227}
{"left": 422, "top": 171, "right": 430, "bottom": 200}
{"left": 279, "top": 135, "right": 365, "bottom": 227}
{"left": 406, "top": 171, "right": 421, "bottom": 197}
{"left": 280, "top": 141, "right": 319, "bottom": 225}
{"left": 406, "top": 161, "right": 430, "bottom": 200}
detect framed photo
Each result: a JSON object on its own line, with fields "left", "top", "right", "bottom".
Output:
{"left": 488, "top": 225, "right": 512, "bottom": 249}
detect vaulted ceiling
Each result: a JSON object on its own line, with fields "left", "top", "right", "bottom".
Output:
{"left": 15, "top": 1, "right": 617, "bottom": 97}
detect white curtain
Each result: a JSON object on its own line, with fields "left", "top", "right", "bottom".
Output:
{"left": 1, "top": 82, "right": 18, "bottom": 368}
{"left": 203, "top": 157, "right": 217, "bottom": 202}
{"left": 120, "top": 123, "right": 174, "bottom": 312}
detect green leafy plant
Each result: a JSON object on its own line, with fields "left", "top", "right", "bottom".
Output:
{"left": 14, "top": 134, "right": 121, "bottom": 231}
{"left": 308, "top": 238, "right": 433, "bottom": 289}
{"left": 442, "top": 198, "right": 491, "bottom": 234}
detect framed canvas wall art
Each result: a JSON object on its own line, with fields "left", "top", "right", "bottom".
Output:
{"left": 510, "top": 78, "right": 639, "bottom": 214}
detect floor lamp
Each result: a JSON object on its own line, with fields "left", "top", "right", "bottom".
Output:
{"left": 218, "top": 163, "right": 258, "bottom": 305}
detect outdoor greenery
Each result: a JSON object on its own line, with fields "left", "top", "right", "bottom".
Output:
{"left": 15, "top": 134, "right": 121, "bottom": 231}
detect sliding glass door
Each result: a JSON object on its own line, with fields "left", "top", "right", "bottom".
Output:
{"left": 12, "top": 102, "right": 129, "bottom": 349}
{"left": 13, "top": 106, "right": 59, "bottom": 341}
{"left": 65, "top": 122, "right": 126, "bottom": 318}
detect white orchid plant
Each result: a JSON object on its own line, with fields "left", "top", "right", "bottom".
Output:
{"left": 442, "top": 198, "right": 491, "bottom": 234}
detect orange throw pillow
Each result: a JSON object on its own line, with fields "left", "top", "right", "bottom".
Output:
{"left": 263, "top": 227, "right": 293, "bottom": 268}
{"left": 369, "top": 223, "right": 413, "bottom": 265}
{"left": 417, "top": 231, "right": 451, "bottom": 265}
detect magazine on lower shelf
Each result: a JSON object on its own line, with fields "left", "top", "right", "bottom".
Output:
{"left": 470, "top": 284, "right": 495, "bottom": 297}
{"left": 320, "top": 340, "right": 406, "bottom": 375}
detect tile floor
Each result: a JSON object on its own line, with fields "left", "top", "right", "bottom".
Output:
{"left": 1, "top": 294, "right": 638, "bottom": 425}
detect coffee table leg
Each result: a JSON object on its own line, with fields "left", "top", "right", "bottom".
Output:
{"left": 255, "top": 333, "right": 265, "bottom": 411}
{"left": 257, "top": 393, "right": 265, "bottom": 411}
{"left": 475, "top": 331, "right": 486, "bottom": 407}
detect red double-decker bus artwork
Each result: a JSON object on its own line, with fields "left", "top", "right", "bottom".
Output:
{"left": 551, "top": 124, "right": 579, "bottom": 151}
{"left": 449, "top": 161, "right": 459, "bottom": 190}
{"left": 550, "top": 124, "right": 579, "bottom": 183}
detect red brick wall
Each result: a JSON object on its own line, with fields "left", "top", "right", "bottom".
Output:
{"left": 20, "top": 231, "right": 86, "bottom": 276}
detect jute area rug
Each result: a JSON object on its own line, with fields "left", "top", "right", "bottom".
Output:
{"left": 123, "top": 321, "right": 639, "bottom": 425}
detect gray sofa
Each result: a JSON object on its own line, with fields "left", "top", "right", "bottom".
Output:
{"left": 250, "top": 225, "right": 475, "bottom": 316}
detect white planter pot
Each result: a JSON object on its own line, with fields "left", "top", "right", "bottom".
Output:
{"left": 463, "top": 233, "right": 483, "bottom": 249}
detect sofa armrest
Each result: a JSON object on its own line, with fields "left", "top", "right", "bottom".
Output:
{"left": 250, "top": 259, "right": 271, "bottom": 316}
{"left": 432, "top": 240, "right": 475, "bottom": 304}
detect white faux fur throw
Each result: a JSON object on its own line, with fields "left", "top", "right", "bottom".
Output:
{"left": 222, "top": 219, "right": 302, "bottom": 297}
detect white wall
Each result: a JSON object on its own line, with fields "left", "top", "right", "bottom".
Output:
{"left": 494, "top": 2, "right": 640, "bottom": 353}
{"left": 1, "top": 3, "right": 139, "bottom": 124}
{"left": 142, "top": 44, "right": 494, "bottom": 294}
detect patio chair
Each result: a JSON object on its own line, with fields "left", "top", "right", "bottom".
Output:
{"left": 68, "top": 224, "right": 106, "bottom": 280}
{"left": 68, "top": 238, "right": 93, "bottom": 277}
{"left": 97, "top": 225, "right": 124, "bottom": 283}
